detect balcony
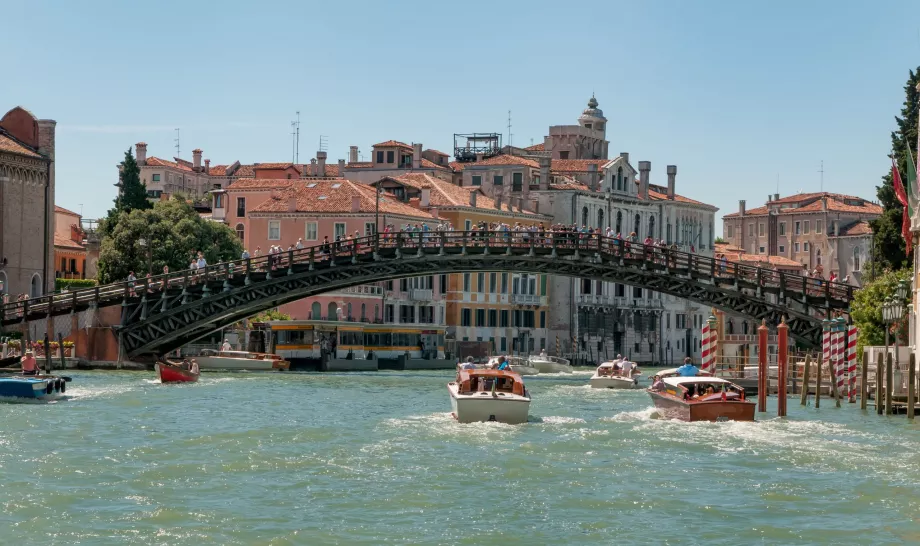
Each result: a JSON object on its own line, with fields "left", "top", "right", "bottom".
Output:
{"left": 511, "top": 294, "right": 540, "bottom": 305}
{"left": 330, "top": 285, "right": 383, "bottom": 296}
{"left": 577, "top": 295, "right": 663, "bottom": 309}
{"left": 409, "top": 288, "right": 433, "bottom": 301}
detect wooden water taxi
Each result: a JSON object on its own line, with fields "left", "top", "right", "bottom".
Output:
{"left": 155, "top": 359, "right": 200, "bottom": 383}
{"left": 528, "top": 354, "right": 573, "bottom": 374}
{"left": 590, "top": 361, "right": 641, "bottom": 389}
{"left": 647, "top": 376, "right": 755, "bottom": 422}
{"left": 486, "top": 356, "right": 539, "bottom": 376}
{"left": 195, "top": 350, "right": 290, "bottom": 371}
{"left": 447, "top": 368, "right": 531, "bottom": 424}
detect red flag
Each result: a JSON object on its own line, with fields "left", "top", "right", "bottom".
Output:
{"left": 903, "top": 205, "right": 913, "bottom": 254}
{"left": 893, "top": 157, "right": 908, "bottom": 207}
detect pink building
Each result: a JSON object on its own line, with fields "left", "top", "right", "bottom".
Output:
{"left": 225, "top": 178, "right": 444, "bottom": 323}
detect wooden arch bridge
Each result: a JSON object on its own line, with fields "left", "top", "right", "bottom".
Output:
{"left": 0, "top": 231, "right": 854, "bottom": 358}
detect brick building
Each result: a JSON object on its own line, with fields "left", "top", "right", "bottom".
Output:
{"left": 0, "top": 106, "right": 56, "bottom": 299}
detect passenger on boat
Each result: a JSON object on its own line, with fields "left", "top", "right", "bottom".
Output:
{"left": 496, "top": 356, "right": 510, "bottom": 371}
{"left": 221, "top": 339, "right": 231, "bottom": 351}
{"left": 539, "top": 348, "right": 547, "bottom": 358}
{"left": 620, "top": 360, "right": 634, "bottom": 377}
{"left": 20, "top": 350, "right": 39, "bottom": 376}
{"left": 650, "top": 375, "right": 665, "bottom": 391}
{"left": 460, "top": 356, "right": 476, "bottom": 371}
{"left": 676, "top": 357, "right": 699, "bottom": 377}
{"left": 189, "top": 359, "right": 200, "bottom": 374}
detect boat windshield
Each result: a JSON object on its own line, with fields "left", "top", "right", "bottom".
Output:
{"left": 463, "top": 373, "right": 520, "bottom": 395}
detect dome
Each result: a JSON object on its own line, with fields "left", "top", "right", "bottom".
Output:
{"left": 578, "top": 94, "right": 606, "bottom": 123}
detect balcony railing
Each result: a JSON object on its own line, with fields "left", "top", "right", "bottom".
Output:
{"left": 331, "top": 285, "right": 383, "bottom": 296}
{"left": 577, "top": 294, "right": 663, "bottom": 309}
{"left": 511, "top": 293, "right": 540, "bottom": 305}
{"left": 409, "top": 288, "right": 433, "bottom": 301}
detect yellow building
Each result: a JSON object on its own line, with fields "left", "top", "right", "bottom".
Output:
{"left": 374, "top": 174, "right": 553, "bottom": 355}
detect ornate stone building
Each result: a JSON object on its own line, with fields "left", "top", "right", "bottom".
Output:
{"left": 0, "top": 106, "right": 56, "bottom": 298}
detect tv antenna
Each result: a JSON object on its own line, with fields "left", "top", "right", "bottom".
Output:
{"left": 507, "top": 110, "right": 512, "bottom": 149}
{"left": 318, "top": 135, "right": 328, "bottom": 152}
{"left": 819, "top": 160, "right": 824, "bottom": 192}
{"left": 295, "top": 111, "right": 301, "bottom": 163}
{"left": 290, "top": 121, "right": 297, "bottom": 163}
{"left": 174, "top": 128, "right": 180, "bottom": 158}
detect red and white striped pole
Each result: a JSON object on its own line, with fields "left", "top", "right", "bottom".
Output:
{"left": 701, "top": 314, "right": 717, "bottom": 374}
{"left": 701, "top": 321, "right": 712, "bottom": 374}
{"left": 846, "top": 324, "right": 858, "bottom": 402}
{"left": 822, "top": 321, "right": 831, "bottom": 381}
{"left": 834, "top": 318, "right": 846, "bottom": 399}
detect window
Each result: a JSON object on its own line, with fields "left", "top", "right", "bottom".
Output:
{"left": 616, "top": 166, "right": 623, "bottom": 191}
{"left": 489, "top": 272, "right": 497, "bottom": 293}
{"left": 759, "top": 246, "right": 765, "bottom": 254}
{"left": 461, "top": 308, "right": 472, "bottom": 326}
{"left": 268, "top": 220, "right": 281, "bottom": 240}
{"left": 237, "top": 197, "right": 246, "bottom": 217}
{"left": 795, "top": 221, "right": 801, "bottom": 235}
{"left": 477, "top": 273, "right": 485, "bottom": 292}
{"left": 488, "top": 309, "right": 497, "bottom": 327}
{"left": 476, "top": 309, "right": 486, "bottom": 327}
{"left": 779, "top": 245, "right": 785, "bottom": 253}
{"left": 500, "top": 337, "right": 507, "bottom": 351}
{"left": 803, "top": 221, "right": 810, "bottom": 234}
{"left": 214, "top": 193, "right": 224, "bottom": 208}
{"left": 235, "top": 223, "right": 245, "bottom": 240}
{"left": 501, "top": 273, "right": 508, "bottom": 293}
{"left": 440, "top": 274, "right": 447, "bottom": 293}
{"left": 726, "top": 224, "right": 733, "bottom": 238}
{"left": 385, "top": 280, "right": 393, "bottom": 291}
{"left": 633, "top": 286, "right": 642, "bottom": 298}
{"left": 500, "top": 310, "right": 509, "bottom": 327}
{"left": 816, "top": 220, "right": 823, "bottom": 234}
{"left": 386, "top": 151, "right": 394, "bottom": 164}
{"left": 152, "top": 174, "right": 160, "bottom": 182}
{"left": 364, "top": 222, "right": 376, "bottom": 236}
{"left": 666, "top": 313, "right": 671, "bottom": 329}
{"left": 464, "top": 219, "right": 472, "bottom": 231}
{"left": 779, "top": 222, "right": 786, "bottom": 236}
{"left": 463, "top": 273, "right": 470, "bottom": 292}
{"left": 493, "top": 175, "right": 503, "bottom": 186}
{"left": 804, "top": 242, "right": 810, "bottom": 251}
{"left": 598, "top": 209, "right": 604, "bottom": 228}
{"left": 540, "top": 275, "right": 547, "bottom": 296}
{"left": 540, "top": 311, "right": 546, "bottom": 329}
{"left": 471, "top": 175, "right": 482, "bottom": 186}
{"left": 400, "top": 279, "right": 408, "bottom": 292}
{"left": 748, "top": 223, "right": 754, "bottom": 237}
{"left": 648, "top": 216, "right": 655, "bottom": 238}
{"left": 758, "top": 223, "right": 765, "bottom": 237}
{"left": 559, "top": 151, "right": 570, "bottom": 160}
{"left": 854, "top": 247, "right": 861, "bottom": 271}
{"left": 512, "top": 172, "right": 523, "bottom": 191}
{"left": 334, "top": 223, "right": 346, "bottom": 239}
{"left": 676, "top": 314, "right": 687, "bottom": 329}
{"left": 634, "top": 214, "right": 641, "bottom": 237}
{"left": 616, "top": 211, "right": 622, "bottom": 233}
{"left": 582, "top": 207, "right": 589, "bottom": 227}
{"left": 376, "top": 151, "right": 384, "bottom": 163}
{"left": 305, "top": 222, "right": 318, "bottom": 240}
{"left": 794, "top": 242, "right": 800, "bottom": 252}
{"left": 385, "top": 304, "right": 395, "bottom": 323}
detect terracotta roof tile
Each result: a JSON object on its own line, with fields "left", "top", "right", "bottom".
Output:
{"left": 425, "top": 149, "right": 449, "bottom": 157}
{"left": 449, "top": 161, "right": 465, "bottom": 172}
{"left": 207, "top": 165, "right": 229, "bottom": 176}
{"left": 472, "top": 155, "right": 540, "bottom": 169}
{"left": 344, "top": 162, "right": 375, "bottom": 169}
{"left": 53, "top": 234, "right": 85, "bottom": 251}
{"left": 226, "top": 179, "right": 298, "bottom": 191}
{"left": 0, "top": 132, "right": 41, "bottom": 158}
{"left": 372, "top": 140, "right": 413, "bottom": 149}
{"left": 525, "top": 143, "right": 545, "bottom": 152}
{"left": 377, "top": 173, "right": 545, "bottom": 216}
{"left": 54, "top": 205, "right": 80, "bottom": 216}
{"left": 419, "top": 158, "right": 450, "bottom": 171}
{"left": 835, "top": 221, "right": 873, "bottom": 237}
{"left": 145, "top": 156, "right": 194, "bottom": 172}
{"left": 250, "top": 179, "right": 430, "bottom": 217}
{"left": 739, "top": 254, "right": 804, "bottom": 268}
{"left": 550, "top": 159, "right": 607, "bottom": 173}
{"left": 723, "top": 193, "right": 881, "bottom": 217}
{"left": 233, "top": 164, "right": 256, "bottom": 178}
{"left": 253, "top": 162, "right": 300, "bottom": 171}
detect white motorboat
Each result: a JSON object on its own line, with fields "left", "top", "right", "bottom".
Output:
{"left": 528, "top": 354, "right": 573, "bottom": 374}
{"left": 589, "top": 361, "right": 641, "bottom": 389}
{"left": 194, "top": 350, "right": 290, "bottom": 371}
{"left": 448, "top": 368, "right": 531, "bottom": 424}
{"left": 486, "top": 356, "right": 539, "bottom": 376}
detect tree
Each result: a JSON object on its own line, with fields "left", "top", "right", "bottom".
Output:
{"left": 250, "top": 309, "right": 291, "bottom": 322}
{"left": 714, "top": 237, "right": 726, "bottom": 245}
{"left": 850, "top": 268, "right": 910, "bottom": 356}
{"left": 871, "top": 68, "right": 920, "bottom": 271}
{"left": 96, "top": 196, "right": 243, "bottom": 283}
{"left": 100, "top": 148, "right": 151, "bottom": 238}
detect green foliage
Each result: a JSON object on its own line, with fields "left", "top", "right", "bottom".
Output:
{"left": 850, "top": 268, "right": 911, "bottom": 356}
{"left": 100, "top": 148, "right": 152, "bottom": 238}
{"left": 714, "top": 237, "right": 726, "bottom": 245}
{"left": 872, "top": 67, "right": 920, "bottom": 270}
{"left": 249, "top": 309, "right": 291, "bottom": 322}
{"left": 97, "top": 196, "right": 243, "bottom": 283}
{"left": 55, "top": 278, "right": 98, "bottom": 291}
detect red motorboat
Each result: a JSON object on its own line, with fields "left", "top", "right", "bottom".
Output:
{"left": 156, "top": 360, "right": 200, "bottom": 383}
{"left": 647, "top": 376, "right": 755, "bottom": 422}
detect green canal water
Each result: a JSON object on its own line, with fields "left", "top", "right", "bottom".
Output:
{"left": 2, "top": 369, "right": 920, "bottom": 545}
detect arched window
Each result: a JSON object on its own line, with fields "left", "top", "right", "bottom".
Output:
{"left": 597, "top": 209, "right": 604, "bottom": 229}
{"left": 582, "top": 207, "right": 589, "bottom": 227}
{"left": 727, "top": 320, "right": 734, "bottom": 335}
{"left": 361, "top": 303, "right": 366, "bottom": 320}
{"left": 235, "top": 223, "right": 245, "bottom": 240}
{"left": 375, "top": 304, "right": 380, "bottom": 320}
{"left": 667, "top": 223, "right": 672, "bottom": 243}
{"left": 328, "top": 302, "right": 338, "bottom": 321}
{"left": 616, "top": 211, "right": 622, "bottom": 233}
{"left": 30, "top": 273, "right": 42, "bottom": 298}
{"left": 311, "top": 301, "right": 321, "bottom": 319}
{"left": 648, "top": 216, "right": 656, "bottom": 239}
{"left": 676, "top": 220, "right": 681, "bottom": 243}
{"left": 854, "top": 247, "right": 861, "bottom": 271}
{"left": 634, "top": 214, "right": 641, "bottom": 237}
{"left": 743, "top": 321, "right": 749, "bottom": 335}
{"left": 816, "top": 248, "right": 822, "bottom": 266}
{"left": 347, "top": 302, "right": 352, "bottom": 320}
{"left": 616, "top": 166, "right": 623, "bottom": 191}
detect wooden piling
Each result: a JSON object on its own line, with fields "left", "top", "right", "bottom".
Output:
{"left": 828, "top": 354, "right": 841, "bottom": 408}
{"left": 815, "top": 353, "right": 822, "bottom": 409}
{"left": 57, "top": 333, "right": 66, "bottom": 372}
{"left": 777, "top": 320, "right": 788, "bottom": 417}
{"left": 860, "top": 351, "right": 868, "bottom": 410}
{"left": 800, "top": 354, "right": 811, "bottom": 406}
{"left": 877, "top": 353, "right": 884, "bottom": 415}
{"left": 885, "top": 352, "right": 893, "bottom": 416}
{"left": 757, "top": 321, "right": 768, "bottom": 413}
{"left": 908, "top": 353, "right": 916, "bottom": 420}
{"left": 43, "top": 334, "right": 51, "bottom": 374}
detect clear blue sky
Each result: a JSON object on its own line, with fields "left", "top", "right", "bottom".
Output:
{"left": 4, "top": 0, "right": 919, "bottom": 224}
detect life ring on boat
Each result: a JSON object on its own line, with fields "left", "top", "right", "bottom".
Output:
{"left": 45, "top": 381, "right": 54, "bottom": 395}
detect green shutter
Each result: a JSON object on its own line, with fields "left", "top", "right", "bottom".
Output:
{"left": 540, "top": 275, "right": 547, "bottom": 296}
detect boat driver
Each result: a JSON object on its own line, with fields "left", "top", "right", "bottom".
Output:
{"left": 460, "top": 356, "right": 477, "bottom": 371}
{"left": 20, "top": 350, "right": 39, "bottom": 376}
{"left": 676, "top": 357, "right": 699, "bottom": 377}
{"left": 496, "top": 356, "right": 510, "bottom": 371}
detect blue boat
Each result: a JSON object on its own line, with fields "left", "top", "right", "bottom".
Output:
{"left": 0, "top": 376, "right": 68, "bottom": 399}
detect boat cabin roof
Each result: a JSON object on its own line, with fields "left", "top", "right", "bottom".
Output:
{"left": 530, "top": 355, "right": 570, "bottom": 365}
{"left": 663, "top": 376, "right": 732, "bottom": 387}
{"left": 657, "top": 367, "right": 713, "bottom": 378}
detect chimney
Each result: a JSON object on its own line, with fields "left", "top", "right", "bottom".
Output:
{"left": 420, "top": 187, "right": 431, "bottom": 207}
{"left": 310, "top": 158, "right": 317, "bottom": 177}
{"left": 317, "top": 151, "right": 327, "bottom": 177}
{"left": 338, "top": 159, "right": 345, "bottom": 175}
{"left": 666, "top": 165, "right": 676, "bottom": 200}
{"left": 287, "top": 197, "right": 297, "bottom": 212}
{"left": 638, "top": 161, "right": 650, "bottom": 201}
{"left": 351, "top": 195, "right": 361, "bottom": 212}
{"left": 589, "top": 163, "right": 599, "bottom": 192}
{"left": 767, "top": 195, "right": 772, "bottom": 203}
{"left": 300, "top": 164, "right": 308, "bottom": 179}
{"left": 412, "top": 143, "right": 422, "bottom": 169}
{"left": 204, "top": 159, "right": 210, "bottom": 174}
{"left": 539, "top": 157, "right": 550, "bottom": 190}
{"left": 470, "top": 191, "right": 478, "bottom": 207}
{"left": 192, "top": 148, "right": 202, "bottom": 172}
{"left": 496, "top": 193, "right": 503, "bottom": 209}
{"left": 619, "top": 152, "right": 629, "bottom": 164}
{"left": 430, "top": 206, "right": 439, "bottom": 218}
{"left": 739, "top": 200, "right": 746, "bottom": 216}
{"left": 136, "top": 142, "right": 147, "bottom": 166}
{"left": 774, "top": 193, "right": 779, "bottom": 201}
{"left": 822, "top": 196, "right": 828, "bottom": 211}
{"left": 475, "top": 153, "right": 484, "bottom": 162}
{"left": 349, "top": 146, "right": 359, "bottom": 163}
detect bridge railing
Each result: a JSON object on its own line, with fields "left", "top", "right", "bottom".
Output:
{"left": 0, "top": 230, "right": 854, "bottom": 322}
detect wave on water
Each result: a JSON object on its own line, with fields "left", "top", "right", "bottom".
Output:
{"left": 533, "top": 415, "right": 587, "bottom": 425}
{"left": 603, "top": 406, "right": 661, "bottom": 422}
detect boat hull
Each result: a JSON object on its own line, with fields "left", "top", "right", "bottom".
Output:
{"left": 513, "top": 365, "right": 540, "bottom": 376}
{"left": 648, "top": 391, "right": 756, "bottom": 422}
{"left": 531, "top": 361, "right": 573, "bottom": 374}
{"left": 156, "top": 363, "right": 200, "bottom": 383}
{"left": 448, "top": 383, "right": 530, "bottom": 424}
{"left": 590, "top": 375, "right": 639, "bottom": 389}
{"left": 0, "top": 377, "right": 55, "bottom": 399}
{"left": 193, "top": 356, "right": 279, "bottom": 371}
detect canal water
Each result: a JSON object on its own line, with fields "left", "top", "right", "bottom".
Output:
{"left": 2, "top": 369, "right": 920, "bottom": 545}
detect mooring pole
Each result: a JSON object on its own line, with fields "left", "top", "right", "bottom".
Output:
{"left": 777, "top": 319, "right": 788, "bottom": 417}
{"left": 877, "top": 353, "right": 884, "bottom": 415}
{"left": 815, "top": 353, "right": 822, "bottom": 409}
{"left": 860, "top": 351, "right": 868, "bottom": 410}
{"left": 757, "top": 320, "right": 768, "bottom": 412}
{"left": 800, "top": 354, "right": 811, "bottom": 406}
{"left": 907, "top": 353, "right": 916, "bottom": 420}
{"left": 886, "top": 352, "right": 894, "bottom": 416}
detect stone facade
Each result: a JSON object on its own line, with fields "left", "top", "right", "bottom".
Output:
{"left": 0, "top": 106, "right": 55, "bottom": 299}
